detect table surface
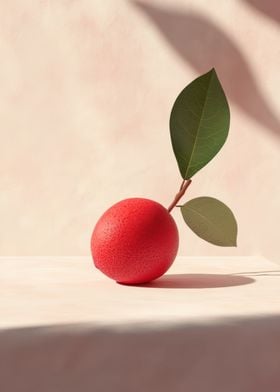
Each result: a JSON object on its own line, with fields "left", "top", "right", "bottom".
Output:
{"left": 1, "top": 256, "right": 280, "bottom": 330}
{"left": 1, "top": 256, "right": 280, "bottom": 392}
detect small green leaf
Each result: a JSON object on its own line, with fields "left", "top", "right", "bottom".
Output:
{"left": 170, "top": 68, "right": 230, "bottom": 179}
{"left": 181, "top": 197, "right": 237, "bottom": 247}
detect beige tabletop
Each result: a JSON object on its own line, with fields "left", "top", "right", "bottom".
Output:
{"left": 1, "top": 256, "right": 280, "bottom": 392}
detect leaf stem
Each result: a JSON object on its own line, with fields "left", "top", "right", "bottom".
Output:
{"left": 167, "top": 179, "right": 192, "bottom": 213}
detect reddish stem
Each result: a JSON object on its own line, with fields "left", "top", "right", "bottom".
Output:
{"left": 167, "top": 179, "right": 192, "bottom": 213}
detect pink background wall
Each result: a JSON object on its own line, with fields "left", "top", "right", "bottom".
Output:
{"left": 0, "top": 0, "right": 279, "bottom": 261}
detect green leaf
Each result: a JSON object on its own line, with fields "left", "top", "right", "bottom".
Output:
{"left": 181, "top": 197, "right": 237, "bottom": 247}
{"left": 170, "top": 68, "right": 230, "bottom": 179}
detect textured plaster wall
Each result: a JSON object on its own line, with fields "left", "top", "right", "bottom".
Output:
{"left": 0, "top": 0, "right": 279, "bottom": 260}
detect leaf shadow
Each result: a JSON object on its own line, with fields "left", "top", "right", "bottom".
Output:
{"left": 133, "top": 1, "right": 280, "bottom": 137}
{"left": 244, "top": 0, "right": 280, "bottom": 24}
{"left": 136, "top": 273, "right": 255, "bottom": 289}
{"left": 232, "top": 269, "right": 280, "bottom": 276}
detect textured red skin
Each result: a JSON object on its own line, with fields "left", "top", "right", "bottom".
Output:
{"left": 91, "top": 198, "right": 179, "bottom": 284}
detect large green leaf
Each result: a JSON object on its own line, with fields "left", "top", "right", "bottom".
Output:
{"left": 181, "top": 197, "right": 237, "bottom": 247}
{"left": 170, "top": 69, "right": 230, "bottom": 179}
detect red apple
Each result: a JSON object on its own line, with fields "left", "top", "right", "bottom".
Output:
{"left": 91, "top": 198, "right": 179, "bottom": 284}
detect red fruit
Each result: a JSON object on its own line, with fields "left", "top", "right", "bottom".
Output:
{"left": 91, "top": 198, "right": 179, "bottom": 284}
